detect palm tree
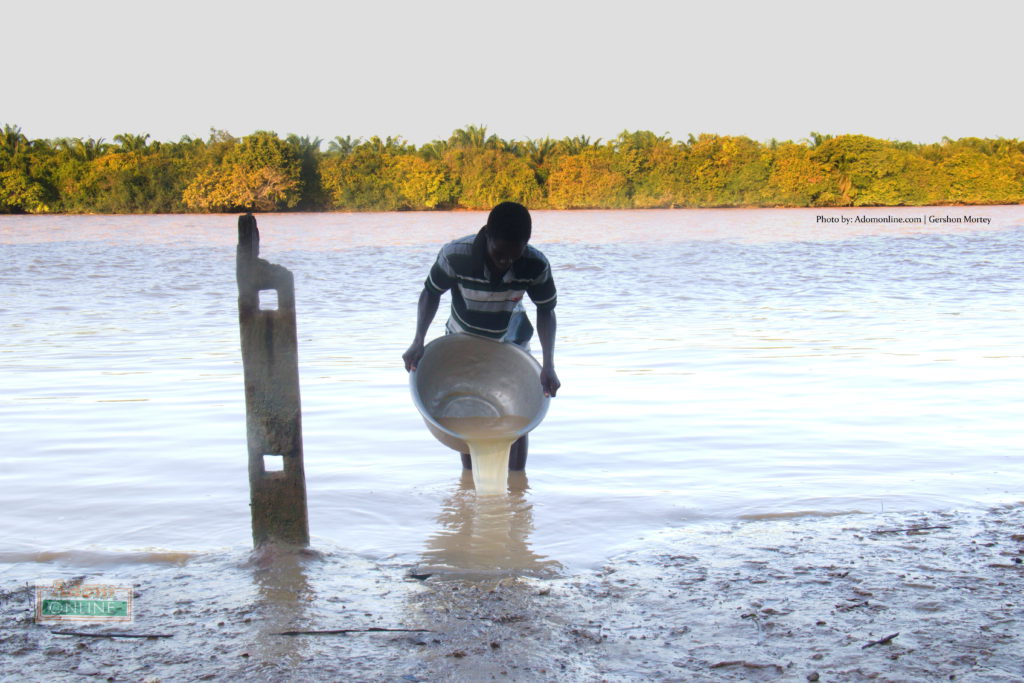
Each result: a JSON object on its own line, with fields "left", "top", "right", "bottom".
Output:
{"left": 286, "top": 134, "right": 323, "bottom": 156}
{"left": 327, "top": 135, "right": 361, "bottom": 156}
{"left": 1, "top": 124, "right": 28, "bottom": 157}
{"left": 285, "top": 134, "right": 325, "bottom": 209}
{"left": 113, "top": 133, "right": 151, "bottom": 152}
{"left": 557, "top": 135, "right": 602, "bottom": 155}
{"left": 523, "top": 137, "right": 556, "bottom": 168}
{"left": 808, "top": 132, "right": 833, "bottom": 149}
{"left": 361, "top": 135, "right": 409, "bottom": 155}
{"left": 55, "top": 137, "right": 110, "bottom": 161}
{"left": 448, "top": 125, "right": 504, "bottom": 151}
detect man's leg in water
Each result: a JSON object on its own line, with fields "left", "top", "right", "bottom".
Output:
{"left": 460, "top": 434, "right": 528, "bottom": 471}
{"left": 508, "top": 434, "right": 528, "bottom": 471}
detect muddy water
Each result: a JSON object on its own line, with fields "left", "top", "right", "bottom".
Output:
{"left": 417, "top": 470, "right": 561, "bottom": 578}
{"left": 436, "top": 416, "right": 532, "bottom": 494}
{"left": 1, "top": 207, "right": 1023, "bottom": 573}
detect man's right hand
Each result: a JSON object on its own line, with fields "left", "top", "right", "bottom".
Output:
{"left": 403, "top": 340, "right": 425, "bottom": 371}
{"left": 405, "top": 288, "right": 441, "bottom": 372}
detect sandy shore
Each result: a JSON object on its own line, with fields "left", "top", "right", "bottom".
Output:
{"left": 2, "top": 504, "right": 1022, "bottom": 682}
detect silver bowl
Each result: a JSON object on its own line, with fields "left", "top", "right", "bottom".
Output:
{"left": 410, "top": 334, "right": 550, "bottom": 452}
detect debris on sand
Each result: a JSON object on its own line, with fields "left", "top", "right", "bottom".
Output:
{"left": 2, "top": 505, "right": 1023, "bottom": 680}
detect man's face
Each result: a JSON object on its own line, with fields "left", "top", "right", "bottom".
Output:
{"left": 485, "top": 235, "right": 527, "bottom": 275}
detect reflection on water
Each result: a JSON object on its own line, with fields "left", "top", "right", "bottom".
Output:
{"left": 418, "top": 472, "right": 562, "bottom": 579}
{"left": 244, "top": 546, "right": 317, "bottom": 665}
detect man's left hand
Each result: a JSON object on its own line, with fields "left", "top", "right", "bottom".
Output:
{"left": 541, "top": 365, "right": 560, "bottom": 397}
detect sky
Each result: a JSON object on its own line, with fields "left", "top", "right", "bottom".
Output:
{"left": 4, "top": 0, "right": 1022, "bottom": 147}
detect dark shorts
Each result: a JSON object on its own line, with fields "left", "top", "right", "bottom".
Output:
{"left": 445, "top": 306, "right": 533, "bottom": 351}
{"left": 502, "top": 307, "right": 534, "bottom": 349}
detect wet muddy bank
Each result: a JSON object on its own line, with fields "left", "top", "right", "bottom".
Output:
{"left": 2, "top": 505, "right": 1022, "bottom": 682}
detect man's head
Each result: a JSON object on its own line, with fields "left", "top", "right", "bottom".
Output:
{"left": 484, "top": 202, "right": 531, "bottom": 275}
{"left": 485, "top": 201, "right": 532, "bottom": 243}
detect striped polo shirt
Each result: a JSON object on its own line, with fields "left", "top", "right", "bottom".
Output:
{"left": 425, "top": 227, "right": 557, "bottom": 340}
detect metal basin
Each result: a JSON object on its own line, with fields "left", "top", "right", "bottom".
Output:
{"left": 410, "top": 334, "right": 549, "bottom": 452}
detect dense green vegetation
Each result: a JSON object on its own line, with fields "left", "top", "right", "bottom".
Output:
{"left": 2, "top": 124, "right": 1022, "bottom": 213}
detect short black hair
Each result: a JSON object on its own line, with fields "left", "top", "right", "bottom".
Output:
{"left": 485, "top": 201, "right": 532, "bottom": 243}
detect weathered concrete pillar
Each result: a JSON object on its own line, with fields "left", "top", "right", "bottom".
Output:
{"left": 236, "top": 213, "right": 310, "bottom": 547}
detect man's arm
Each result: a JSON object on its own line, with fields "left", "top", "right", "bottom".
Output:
{"left": 536, "top": 307, "right": 560, "bottom": 397}
{"left": 403, "top": 286, "right": 441, "bottom": 371}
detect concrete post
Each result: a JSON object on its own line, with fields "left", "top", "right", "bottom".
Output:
{"left": 236, "top": 213, "right": 310, "bottom": 547}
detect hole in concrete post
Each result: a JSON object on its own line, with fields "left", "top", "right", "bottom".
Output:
{"left": 263, "top": 454, "right": 285, "bottom": 474}
{"left": 258, "top": 289, "right": 279, "bottom": 311}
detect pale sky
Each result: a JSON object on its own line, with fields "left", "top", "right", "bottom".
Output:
{"left": 5, "top": 0, "right": 1021, "bottom": 147}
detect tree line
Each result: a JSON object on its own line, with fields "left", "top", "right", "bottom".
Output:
{"left": 2, "top": 124, "right": 1022, "bottom": 214}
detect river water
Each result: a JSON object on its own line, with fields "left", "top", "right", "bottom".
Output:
{"left": 1, "top": 207, "right": 1022, "bottom": 573}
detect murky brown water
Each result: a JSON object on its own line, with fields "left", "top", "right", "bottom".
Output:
{"left": 2, "top": 208, "right": 1023, "bottom": 680}
{"left": 1, "top": 207, "right": 1022, "bottom": 571}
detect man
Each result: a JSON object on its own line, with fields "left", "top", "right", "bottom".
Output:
{"left": 403, "top": 201, "right": 560, "bottom": 471}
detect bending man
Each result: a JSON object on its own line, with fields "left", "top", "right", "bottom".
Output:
{"left": 402, "top": 201, "right": 560, "bottom": 470}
